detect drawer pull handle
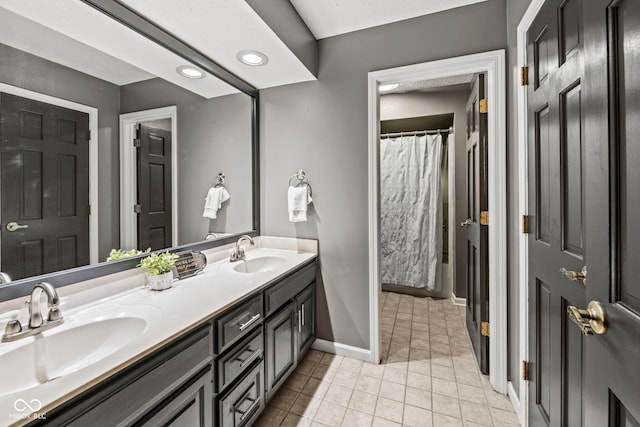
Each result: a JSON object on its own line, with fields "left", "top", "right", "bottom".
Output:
{"left": 238, "top": 348, "right": 262, "bottom": 368}
{"left": 302, "top": 304, "right": 305, "bottom": 327}
{"left": 239, "top": 313, "right": 260, "bottom": 331}
{"left": 236, "top": 396, "right": 260, "bottom": 421}
{"left": 298, "top": 309, "right": 302, "bottom": 333}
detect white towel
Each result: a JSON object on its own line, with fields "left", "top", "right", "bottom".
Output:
{"left": 288, "top": 185, "right": 312, "bottom": 222}
{"left": 203, "top": 186, "right": 230, "bottom": 219}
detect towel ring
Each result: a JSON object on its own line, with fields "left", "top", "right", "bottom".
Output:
{"left": 215, "top": 173, "right": 225, "bottom": 187}
{"left": 288, "top": 169, "right": 312, "bottom": 198}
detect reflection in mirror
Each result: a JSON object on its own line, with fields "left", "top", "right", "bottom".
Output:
{"left": 0, "top": 0, "right": 254, "bottom": 281}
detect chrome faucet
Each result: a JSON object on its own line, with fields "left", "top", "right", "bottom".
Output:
{"left": 2, "top": 282, "right": 64, "bottom": 342}
{"left": 0, "top": 272, "right": 11, "bottom": 284}
{"left": 230, "top": 235, "right": 255, "bottom": 262}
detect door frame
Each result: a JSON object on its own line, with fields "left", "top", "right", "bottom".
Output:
{"left": 516, "top": 0, "right": 547, "bottom": 425}
{"left": 0, "top": 82, "right": 99, "bottom": 265}
{"left": 119, "top": 106, "right": 178, "bottom": 250}
{"left": 367, "top": 49, "right": 508, "bottom": 392}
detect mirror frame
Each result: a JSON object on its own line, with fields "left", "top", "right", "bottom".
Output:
{"left": 0, "top": 0, "right": 260, "bottom": 302}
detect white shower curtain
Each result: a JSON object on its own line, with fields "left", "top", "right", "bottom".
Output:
{"left": 380, "top": 133, "right": 444, "bottom": 290}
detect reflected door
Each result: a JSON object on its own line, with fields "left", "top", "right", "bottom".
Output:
{"left": 0, "top": 93, "right": 90, "bottom": 280}
{"left": 136, "top": 123, "right": 172, "bottom": 251}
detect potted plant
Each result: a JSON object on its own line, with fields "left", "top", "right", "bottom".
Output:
{"left": 106, "top": 248, "right": 150, "bottom": 261}
{"left": 138, "top": 251, "right": 179, "bottom": 291}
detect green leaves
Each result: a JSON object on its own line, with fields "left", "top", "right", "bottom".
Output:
{"left": 106, "top": 248, "right": 151, "bottom": 261}
{"left": 138, "top": 252, "right": 179, "bottom": 276}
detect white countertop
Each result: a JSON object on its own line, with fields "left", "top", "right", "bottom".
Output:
{"left": 0, "top": 236, "right": 317, "bottom": 426}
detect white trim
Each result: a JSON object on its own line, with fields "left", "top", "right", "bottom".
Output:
{"left": 119, "top": 107, "right": 178, "bottom": 250}
{"left": 0, "top": 83, "right": 99, "bottom": 265}
{"left": 368, "top": 50, "right": 508, "bottom": 392}
{"left": 450, "top": 295, "right": 467, "bottom": 307}
{"left": 516, "top": 1, "right": 545, "bottom": 425}
{"left": 311, "top": 339, "right": 371, "bottom": 362}
{"left": 508, "top": 381, "right": 523, "bottom": 426}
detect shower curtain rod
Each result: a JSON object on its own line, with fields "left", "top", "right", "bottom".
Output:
{"left": 380, "top": 127, "right": 453, "bottom": 139}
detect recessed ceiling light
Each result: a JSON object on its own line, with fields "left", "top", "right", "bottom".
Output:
{"left": 379, "top": 83, "right": 399, "bottom": 93}
{"left": 237, "top": 50, "right": 269, "bottom": 66}
{"left": 176, "top": 65, "right": 205, "bottom": 79}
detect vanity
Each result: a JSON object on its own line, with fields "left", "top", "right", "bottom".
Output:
{"left": 0, "top": 237, "right": 317, "bottom": 427}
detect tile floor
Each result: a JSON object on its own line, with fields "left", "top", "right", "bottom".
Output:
{"left": 254, "top": 291, "right": 520, "bottom": 427}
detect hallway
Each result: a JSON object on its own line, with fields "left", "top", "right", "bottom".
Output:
{"left": 255, "top": 292, "right": 519, "bottom": 426}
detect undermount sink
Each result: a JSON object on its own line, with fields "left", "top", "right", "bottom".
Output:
{"left": 0, "top": 308, "right": 156, "bottom": 398}
{"left": 233, "top": 256, "right": 287, "bottom": 273}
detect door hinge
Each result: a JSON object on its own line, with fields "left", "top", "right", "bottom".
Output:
{"left": 480, "top": 210, "right": 489, "bottom": 226}
{"left": 521, "top": 66, "right": 529, "bottom": 86}
{"left": 481, "top": 322, "right": 490, "bottom": 337}
{"left": 521, "top": 361, "right": 531, "bottom": 381}
{"left": 133, "top": 138, "right": 141, "bottom": 148}
{"left": 134, "top": 204, "right": 141, "bottom": 214}
{"left": 522, "top": 215, "right": 530, "bottom": 234}
{"left": 479, "top": 98, "right": 488, "bottom": 114}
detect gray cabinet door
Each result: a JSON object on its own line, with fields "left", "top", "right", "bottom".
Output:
{"left": 296, "top": 284, "right": 315, "bottom": 358}
{"left": 265, "top": 302, "right": 297, "bottom": 400}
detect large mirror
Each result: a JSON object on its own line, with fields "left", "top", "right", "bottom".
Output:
{"left": 0, "top": 0, "right": 257, "bottom": 286}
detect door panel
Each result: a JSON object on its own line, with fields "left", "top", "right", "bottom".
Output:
{"left": 527, "top": 1, "right": 586, "bottom": 425}
{"left": 137, "top": 123, "right": 172, "bottom": 251}
{"left": 581, "top": 1, "right": 640, "bottom": 425}
{"left": 464, "top": 74, "right": 489, "bottom": 374}
{"left": 1, "top": 93, "right": 90, "bottom": 280}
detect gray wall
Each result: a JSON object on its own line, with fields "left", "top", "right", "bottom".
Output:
{"left": 380, "top": 89, "right": 471, "bottom": 299}
{"left": 120, "top": 79, "right": 253, "bottom": 243}
{"left": 260, "top": 0, "right": 507, "bottom": 350}
{"left": 0, "top": 43, "right": 121, "bottom": 260}
{"left": 506, "top": 0, "right": 533, "bottom": 399}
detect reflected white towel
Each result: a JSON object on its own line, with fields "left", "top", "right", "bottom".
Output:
{"left": 288, "top": 185, "right": 312, "bottom": 222}
{"left": 203, "top": 186, "right": 230, "bottom": 219}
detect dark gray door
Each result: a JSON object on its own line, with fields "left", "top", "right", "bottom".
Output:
{"left": 265, "top": 302, "right": 296, "bottom": 400}
{"left": 526, "top": 1, "right": 587, "bottom": 425}
{"left": 137, "top": 123, "right": 172, "bottom": 251}
{"left": 464, "top": 74, "right": 489, "bottom": 374}
{"left": 0, "top": 93, "right": 90, "bottom": 280}
{"left": 582, "top": 1, "right": 640, "bottom": 425}
{"left": 296, "top": 284, "right": 315, "bottom": 358}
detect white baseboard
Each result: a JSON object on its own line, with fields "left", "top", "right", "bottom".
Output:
{"left": 450, "top": 295, "right": 466, "bottom": 306}
{"left": 311, "top": 339, "right": 372, "bottom": 363}
{"left": 508, "top": 381, "right": 524, "bottom": 426}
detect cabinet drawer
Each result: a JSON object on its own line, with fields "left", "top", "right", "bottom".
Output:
{"left": 218, "top": 363, "right": 264, "bottom": 427}
{"left": 217, "top": 328, "right": 263, "bottom": 392}
{"left": 217, "top": 294, "right": 263, "bottom": 353}
{"left": 265, "top": 261, "right": 316, "bottom": 317}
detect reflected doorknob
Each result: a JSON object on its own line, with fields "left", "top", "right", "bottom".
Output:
{"left": 460, "top": 218, "right": 472, "bottom": 227}
{"left": 560, "top": 266, "right": 587, "bottom": 284}
{"left": 567, "top": 301, "right": 607, "bottom": 335}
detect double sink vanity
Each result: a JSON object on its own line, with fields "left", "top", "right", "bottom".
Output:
{"left": 0, "top": 236, "right": 318, "bottom": 426}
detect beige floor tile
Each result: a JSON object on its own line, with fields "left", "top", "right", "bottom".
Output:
{"left": 484, "top": 390, "right": 515, "bottom": 411}
{"left": 431, "top": 364, "right": 456, "bottom": 381}
{"left": 431, "top": 355, "right": 454, "bottom": 369}
{"left": 254, "top": 406, "right": 288, "bottom": 427}
{"left": 457, "top": 383, "right": 487, "bottom": 405}
{"left": 301, "top": 377, "right": 331, "bottom": 400}
{"left": 430, "top": 333, "right": 451, "bottom": 345}
{"left": 433, "top": 412, "right": 464, "bottom": 427}
{"left": 431, "top": 342, "right": 452, "bottom": 356}
{"left": 490, "top": 407, "right": 521, "bottom": 427}
{"left": 409, "top": 349, "right": 431, "bottom": 362}
{"left": 407, "top": 372, "right": 431, "bottom": 391}
{"left": 323, "top": 383, "right": 353, "bottom": 406}
{"left": 312, "top": 364, "right": 338, "bottom": 382}
{"left": 284, "top": 373, "right": 310, "bottom": 393}
{"left": 348, "top": 390, "right": 378, "bottom": 415}
{"left": 431, "top": 377, "right": 458, "bottom": 398}
{"left": 297, "top": 357, "right": 320, "bottom": 376}
{"left": 403, "top": 404, "right": 433, "bottom": 427}
{"left": 290, "top": 394, "right": 323, "bottom": 419}
{"left": 320, "top": 353, "right": 344, "bottom": 369}
{"left": 454, "top": 370, "right": 482, "bottom": 388}
{"left": 341, "top": 357, "right": 364, "bottom": 373}
{"left": 432, "top": 393, "right": 462, "bottom": 418}
{"left": 355, "top": 374, "right": 382, "bottom": 394}
{"left": 374, "top": 397, "right": 404, "bottom": 424}
{"left": 361, "top": 362, "right": 386, "bottom": 379}
{"left": 333, "top": 368, "right": 359, "bottom": 389}
{"left": 383, "top": 367, "right": 408, "bottom": 384}
{"left": 341, "top": 408, "right": 374, "bottom": 427}
{"left": 371, "top": 417, "right": 402, "bottom": 427}
{"left": 460, "top": 400, "right": 493, "bottom": 426}
{"left": 408, "top": 359, "right": 431, "bottom": 376}
{"left": 405, "top": 386, "right": 432, "bottom": 410}
{"left": 305, "top": 349, "right": 324, "bottom": 363}
{"left": 377, "top": 380, "right": 406, "bottom": 402}
{"left": 314, "top": 400, "right": 347, "bottom": 427}
{"left": 281, "top": 412, "right": 313, "bottom": 427}
{"left": 453, "top": 357, "right": 478, "bottom": 374}
{"left": 410, "top": 338, "right": 430, "bottom": 350}
{"left": 269, "top": 388, "right": 299, "bottom": 411}
{"left": 412, "top": 321, "right": 430, "bottom": 332}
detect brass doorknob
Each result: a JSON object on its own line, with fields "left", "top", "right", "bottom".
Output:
{"left": 560, "top": 266, "right": 587, "bottom": 284}
{"left": 567, "top": 301, "right": 606, "bottom": 335}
